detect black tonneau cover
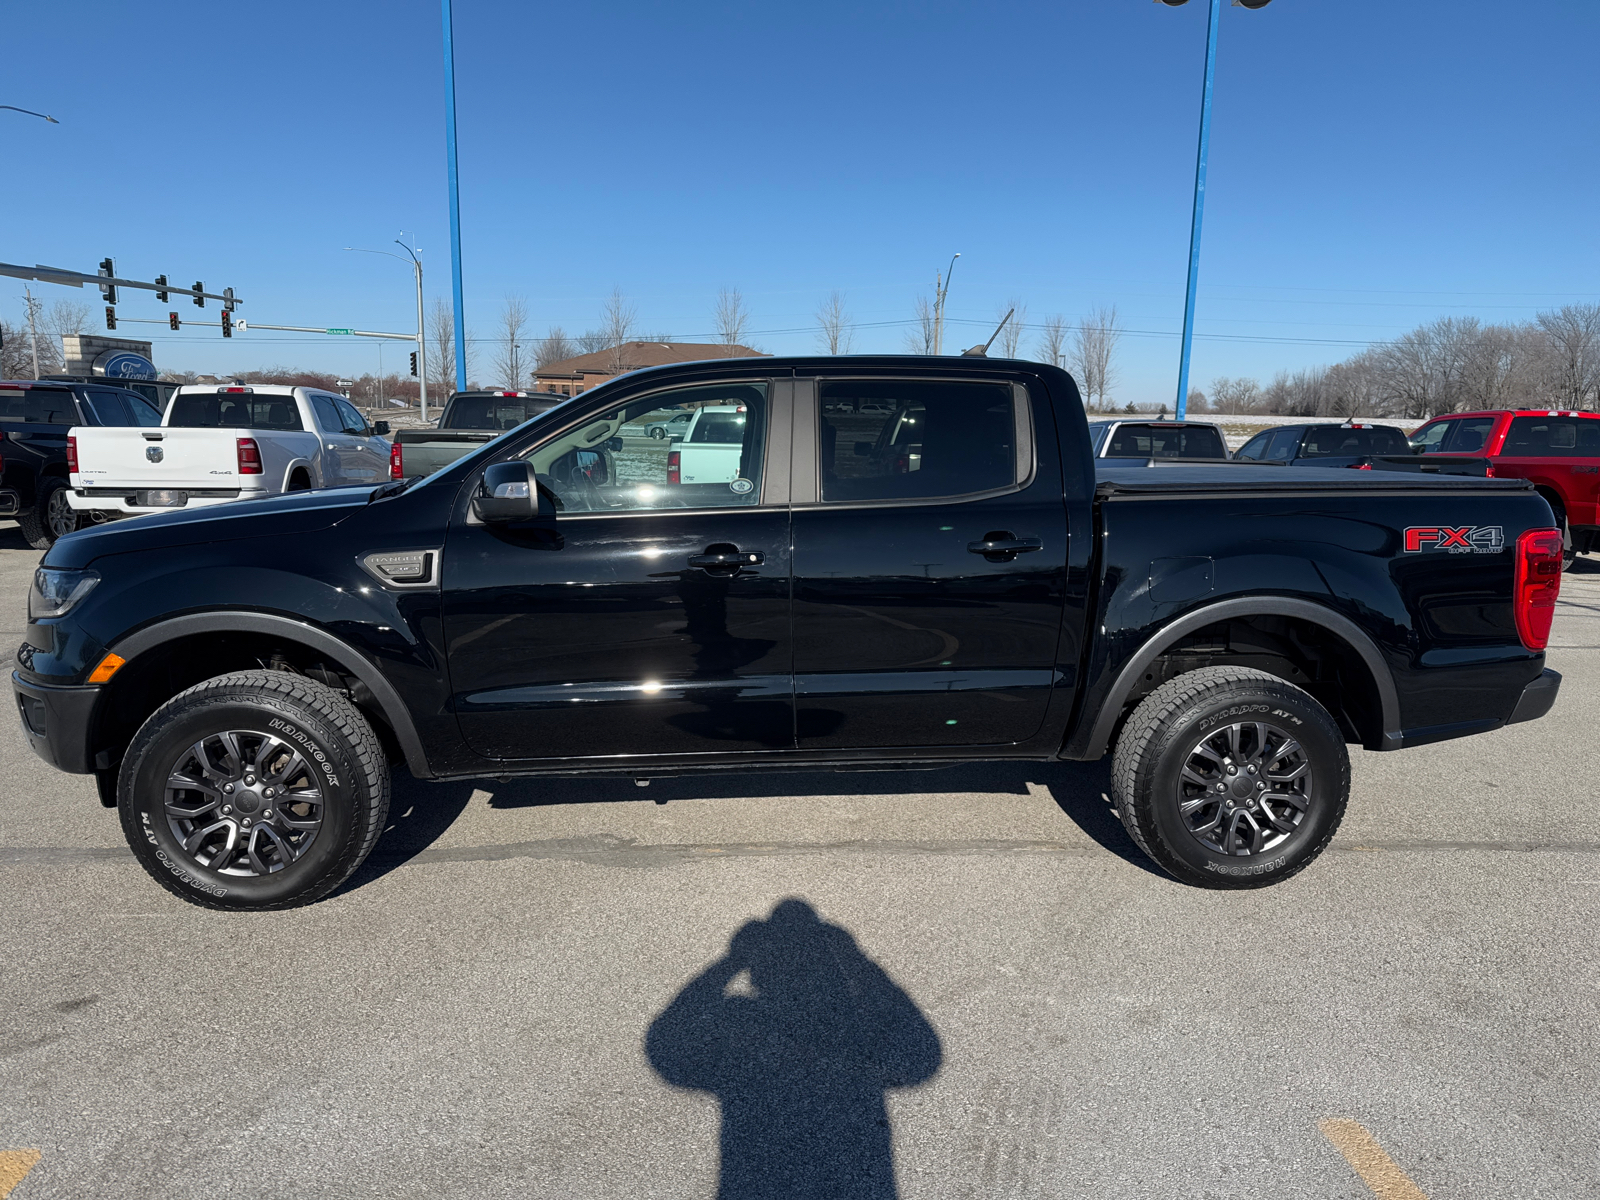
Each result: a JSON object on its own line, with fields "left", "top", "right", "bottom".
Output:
{"left": 1094, "top": 463, "right": 1532, "bottom": 497}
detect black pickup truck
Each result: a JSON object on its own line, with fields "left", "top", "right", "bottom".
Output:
{"left": 13, "top": 357, "right": 1564, "bottom": 909}
{"left": 0, "top": 378, "right": 167, "bottom": 548}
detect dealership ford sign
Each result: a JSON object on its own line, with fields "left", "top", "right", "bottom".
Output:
{"left": 93, "top": 349, "right": 157, "bottom": 380}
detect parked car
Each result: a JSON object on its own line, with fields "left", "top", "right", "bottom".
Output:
{"left": 390, "top": 390, "right": 570, "bottom": 480}
{"left": 670, "top": 404, "right": 756, "bottom": 485}
{"left": 1089, "top": 419, "right": 1230, "bottom": 460}
{"left": 68, "top": 384, "right": 391, "bottom": 519}
{"left": 41, "top": 374, "right": 180, "bottom": 417}
{"left": 15, "top": 357, "right": 1562, "bottom": 910}
{"left": 0, "top": 379, "right": 167, "bottom": 548}
{"left": 644, "top": 410, "right": 693, "bottom": 440}
{"left": 1406, "top": 409, "right": 1600, "bottom": 567}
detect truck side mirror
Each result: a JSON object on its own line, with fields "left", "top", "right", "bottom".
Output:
{"left": 473, "top": 461, "right": 556, "bottom": 523}
{"left": 372, "top": 421, "right": 390, "bottom": 436}
{"left": 606, "top": 436, "right": 624, "bottom": 452}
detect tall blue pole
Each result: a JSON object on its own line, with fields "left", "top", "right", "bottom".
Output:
{"left": 441, "top": 0, "right": 467, "bottom": 393}
{"left": 1175, "top": 0, "right": 1221, "bottom": 421}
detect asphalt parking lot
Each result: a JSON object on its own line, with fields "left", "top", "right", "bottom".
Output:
{"left": 2, "top": 524, "right": 1598, "bottom": 1199}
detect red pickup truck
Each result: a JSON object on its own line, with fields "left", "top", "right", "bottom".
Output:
{"left": 1411, "top": 408, "right": 1600, "bottom": 567}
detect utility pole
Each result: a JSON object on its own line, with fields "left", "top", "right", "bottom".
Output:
{"left": 22, "top": 287, "right": 42, "bottom": 379}
{"left": 932, "top": 253, "right": 959, "bottom": 355}
{"left": 441, "top": 0, "right": 467, "bottom": 393}
{"left": 345, "top": 241, "right": 428, "bottom": 420}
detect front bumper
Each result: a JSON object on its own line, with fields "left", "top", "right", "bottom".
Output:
{"left": 1507, "top": 668, "right": 1561, "bottom": 725}
{"left": 13, "top": 670, "right": 99, "bottom": 774}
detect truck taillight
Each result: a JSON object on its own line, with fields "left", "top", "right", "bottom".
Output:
{"left": 66, "top": 435, "right": 77, "bottom": 473}
{"left": 237, "top": 437, "right": 263, "bottom": 475}
{"left": 667, "top": 450, "right": 681, "bottom": 484}
{"left": 390, "top": 441, "right": 404, "bottom": 480}
{"left": 1484, "top": 464, "right": 1495, "bottom": 477}
{"left": 1347, "top": 461, "right": 1373, "bottom": 470}
{"left": 1513, "top": 527, "right": 1563, "bottom": 651}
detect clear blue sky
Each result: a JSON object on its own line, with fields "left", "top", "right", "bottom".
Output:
{"left": 5, "top": 0, "right": 1598, "bottom": 403}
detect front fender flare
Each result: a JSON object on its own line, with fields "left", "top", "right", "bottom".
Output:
{"left": 1067, "top": 596, "right": 1402, "bottom": 760}
{"left": 110, "top": 611, "right": 433, "bottom": 778}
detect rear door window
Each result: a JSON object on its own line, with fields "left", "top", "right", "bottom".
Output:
{"left": 1264, "top": 428, "right": 1301, "bottom": 461}
{"left": 817, "top": 379, "right": 1019, "bottom": 502}
{"left": 1235, "top": 433, "right": 1271, "bottom": 461}
{"left": 310, "top": 396, "right": 344, "bottom": 434}
{"left": 24, "top": 389, "right": 78, "bottom": 425}
{"left": 1104, "top": 423, "right": 1226, "bottom": 460}
{"left": 1502, "top": 416, "right": 1600, "bottom": 458}
{"left": 81, "top": 389, "right": 133, "bottom": 426}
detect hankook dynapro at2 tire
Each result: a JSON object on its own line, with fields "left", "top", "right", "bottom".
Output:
{"left": 117, "top": 670, "right": 390, "bottom": 910}
{"left": 1110, "top": 666, "right": 1349, "bottom": 889}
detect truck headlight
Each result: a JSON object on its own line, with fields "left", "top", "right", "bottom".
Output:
{"left": 29, "top": 568, "right": 100, "bottom": 620}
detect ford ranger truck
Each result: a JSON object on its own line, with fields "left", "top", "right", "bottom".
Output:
{"left": 14, "top": 357, "right": 1563, "bottom": 909}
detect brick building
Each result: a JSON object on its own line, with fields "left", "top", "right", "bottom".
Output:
{"left": 534, "top": 341, "right": 766, "bottom": 396}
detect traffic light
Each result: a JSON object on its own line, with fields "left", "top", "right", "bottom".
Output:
{"left": 409, "top": 351, "right": 419, "bottom": 377}
{"left": 104, "top": 305, "right": 117, "bottom": 331}
{"left": 193, "top": 282, "right": 205, "bottom": 308}
{"left": 98, "top": 258, "right": 117, "bottom": 304}
{"left": 169, "top": 312, "right": 180, "bottom": 331}
{"left": 223, "top": 287, "right": 235, "bottom": 312}
{"left": 221, "top": 310, "right": 232, "bottom": 338}
{"left": 155, "top": 275, "right": 169, "bottom": 303}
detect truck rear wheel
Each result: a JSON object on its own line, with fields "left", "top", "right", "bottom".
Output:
{"left": 117, "top": 671, "right": 390, "bottom": 910}
{"left": 19, "top": 478, "right": 78, "bottom": 550}
{"left": 1110, "top": 667, "right": 1349, "bottom": 889}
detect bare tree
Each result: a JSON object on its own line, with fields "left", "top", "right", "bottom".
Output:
{"left": 997, "top": 299, "right": 1026, "bottom": 358}
{"left": 601, "top": 288, "right": 638, "bottom": 374}
{"left": 1071, "top": 305, "right": 1121, "bottom": 409}
{"left": 492, "top": 296, "right": 529, "bottom": 389}
{"left": 536, "top": 326, "right": 577, "bottom": 368}
{"left": 714, "top": 287, "right": 750, "bottom": 355}
{"left": 1536, "top": 304, "right": 1600, "bottom": 409}
{"left": 815, "top": 290, "right": 853, "bottom": 355}
{"left": 577, "top": 329, "right": 609, "bottom": 355}
{"left": 1209, "top": 375, "right": 1262, "bottom": 414}
{"left": 0, "top": 318, "right": 35, "bottom": 379}
{"left": 428, "top": 297, "right": 470, "bottom": 395}
{"left": 1035, "top": 315, "right": 1068, "bottom": 368}
{"left": 904, "top": 295, "right": 937, "bottom": 354}
{"left": 40, "top": 299, "right": 88, "bottom": 372}
{"left": 1185, "top": 388, "right": 1209, "bottom": 414}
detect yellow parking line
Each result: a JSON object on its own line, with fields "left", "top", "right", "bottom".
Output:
{"left": 1319, "top": 1119, "right": 1429, "bottom": 1200}
{"left": 0, "top": 1150, "right": 41, "bottom": 1199}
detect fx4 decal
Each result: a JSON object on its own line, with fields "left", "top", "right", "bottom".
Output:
{"left": 1404, "top": 525, "right": 1504, "bottom": 554}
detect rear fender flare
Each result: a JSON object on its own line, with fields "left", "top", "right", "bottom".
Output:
{"left": 281, "top": 458, "right": 317, "bottom": 490}
{"left": 1075, "top": 596, "right": 1402, "bottom": 759}
{"left": 110, "top": 612, "right": 432, "bottom": 777}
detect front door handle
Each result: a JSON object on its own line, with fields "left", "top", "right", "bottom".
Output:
{"left": 967, "top": 532, "right": 1042, "bottom": 560}
{"left": 688, "top": 546, "right": 764, "bottom": 573}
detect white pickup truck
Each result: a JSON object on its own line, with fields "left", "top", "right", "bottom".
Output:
{"left": 669, "top": 404, "right": 754, "bottom": 486}
{"left": 69, "top": 384, "right": 392, "bottom": 517}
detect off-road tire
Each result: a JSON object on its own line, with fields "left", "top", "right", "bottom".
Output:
{"left": 1110, "top": 666, "right": 1349, "bottom": 889}
{"left": 19, "top": 477, "right": 77, "bottom": 550}
{"left": 118, "top": 670, "right": 390, "bottom": 910}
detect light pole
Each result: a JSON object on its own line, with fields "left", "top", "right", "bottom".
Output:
{"left": 1159, "top": 0, "right": 1272, "bottom": 419}
{"left": 0, "top": 106, "right": 58, "bottom": 123}
{"left": 344, "top": 242, "right": 429, "bottom": 421}
{"left": 932, "top": 253, "right": 959, "bottom": 355}
{"left": 441, "top": 0, "right": 467, "bottom": 393}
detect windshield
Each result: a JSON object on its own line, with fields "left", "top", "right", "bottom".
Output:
{"left": 168, "top": 393, "right": 303, "bottom": 431}
{"left": 1299, "top": 426, "right": 1411, "bottom": 458}
{"left": 1103, "top": 423, "right": 1226, "bottom": 459}
{"left": 446, "top": 395, "right": 566, "bottom": 431}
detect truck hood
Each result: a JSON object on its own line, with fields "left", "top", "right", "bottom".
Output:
{"left": 44, "top": 486, "right": 375, "bottom": 570}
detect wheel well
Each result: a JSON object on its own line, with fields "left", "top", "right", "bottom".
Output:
{"left": 1533, "top": 485, "right": 1566, "bottom": 523}
{"left": 288, "top": 466, "right": 312, "bottom": 489}
{"left": 90, "top": 631, "right": 403, "bottom": 771}
{"left": 1125, "top": 614, "right": 1385, "bottom": 748}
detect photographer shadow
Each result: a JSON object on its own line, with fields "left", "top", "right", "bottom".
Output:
{"left": 647, "top": 898, "right": 940, "bottom": 1199}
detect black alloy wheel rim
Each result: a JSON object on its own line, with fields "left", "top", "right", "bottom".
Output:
{"left": 1176, "top": 720, "right": 1312, "bottom": 857}
{"left": 164, "top": 730, "right": 326, "bottom": 876}
{"left": 47, "top": 488, "right": 76, "bottom": 539}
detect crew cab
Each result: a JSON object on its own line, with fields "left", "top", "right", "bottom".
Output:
{"left": 0, "top": 379, "right": 167, "bottom": 548}
{"left": 1234, "top": 422, "right": 1413, "bottom": 468}
{"left": 1408, "top": 409, "right": 1600, "bottom": 566}
{"left": 1089, "top": 419, "right": 1230, "bottom": 460}
{"left": 390, "top": 390, "right": 569, "bottom": 479}
{"left": 14, "top": 357, "right": 1563, "bottom": 910}
{"left": 68, "top": 384, "right": 391, "bottom": 517}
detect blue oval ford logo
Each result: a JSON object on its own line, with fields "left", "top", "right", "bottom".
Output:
{"left": 93, "top": 349, "right": 158, "bottom": 380}
{"left": 146, "top": 445, "right": 164, "bottom": 463}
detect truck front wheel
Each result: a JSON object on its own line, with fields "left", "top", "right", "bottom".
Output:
{"left": 1110, "top": 667, "right": 1349, "bottom": 889}
{"left": 117, "top": 671, "right": 390, "bottom": 910}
